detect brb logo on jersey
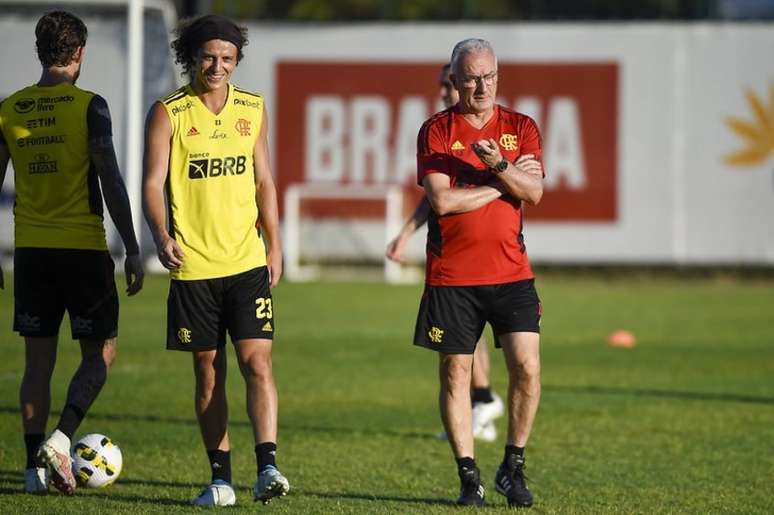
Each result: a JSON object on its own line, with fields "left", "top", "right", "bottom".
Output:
{"left": 188, "top": 155, "right": 247, "bottom": 179}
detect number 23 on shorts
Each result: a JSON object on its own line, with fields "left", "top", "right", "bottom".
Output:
{"left": 255, "top": 298, "right": 273, "bottom": 319}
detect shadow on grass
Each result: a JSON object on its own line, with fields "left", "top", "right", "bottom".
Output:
{"left": 283, "top": 424, "right": 435, "bottom": 440}
{"left": 92, "top": 492, "right": 191, "bottom": 507}
{"left": 0, "top": 406, "right": 436, "bottom": 440}
{"left": 302, "top": 489, "right": 457, "bottom": 507}
{"left": 0, "top": 473, "right": 191, "bottom": 506}
{"left": 0, "top": 482, "right": 462, "bottom": 509}
{"left": 543, "top": 384, "right": 774, "bottom": 405}
{"left": 116, "top": 477, "right": 198, "bottom": 489}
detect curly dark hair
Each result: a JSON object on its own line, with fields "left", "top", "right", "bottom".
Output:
{"left": 35, "top": 11, "right": 88, "bottom": 67}
{"left": 171, "top": 15, "right": 248, "bottom": 76}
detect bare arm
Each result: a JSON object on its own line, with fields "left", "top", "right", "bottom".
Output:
{"left": 401, "top": 197, "right": 432, "bottom": 235}
{"left": 142, "top": 101, "right": 184, "bottom": 270}
{"left": 0, "top": 139, "right": 9, "bottom": 290}
{"left": 254, "top": 105, "right": 282, "bottom": 288}
{"left": 386, "top": 197, "right": 432, "bottom": 262}
{"left": 87, "top": 96, "right": 143, "bottom": 295}
{"left": 422, "top": 172, "right": 502, "bottom": 216}
{"left": 473, "top": 139, "right": 543, "bottom": 205}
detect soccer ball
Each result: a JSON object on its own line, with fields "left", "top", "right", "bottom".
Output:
{"left": 70, "top": 433, "right": 123, "bottom": 488}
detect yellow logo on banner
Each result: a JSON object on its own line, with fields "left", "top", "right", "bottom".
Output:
{"left": 428, "top": 326, "right": 444, "bottom": 343}
{"left": 725, "top": 84, "right": 774, "bottom": 167}
{"left": 499, "top": 133, "right": 518, "bottom": 151}
{"left": 451, "top": 140, "right": 465, "bottom": 151}
{"left": 177, "top": 328, "right": 192, "bottom": 344}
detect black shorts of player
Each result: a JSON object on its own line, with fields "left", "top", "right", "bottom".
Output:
{"left": 13, "top": 247, "right": 119, "bottom": 340}
{"left": 166, "top": 266, "right": 275, "bottom": 352}
{"left": 414, "top": 278, "right": 541, "bottom": 354}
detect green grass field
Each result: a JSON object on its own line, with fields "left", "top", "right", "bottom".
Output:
{"left": 1, "top": 273, "right": 773, "bottom": 514}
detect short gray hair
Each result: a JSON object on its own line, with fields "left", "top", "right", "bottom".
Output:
{"left": 450, "top": 38, "right": 496, "bottom": 75}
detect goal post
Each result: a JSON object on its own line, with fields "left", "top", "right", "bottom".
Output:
{"left": 284, "top": 183, "right": 410, "bottom": 283}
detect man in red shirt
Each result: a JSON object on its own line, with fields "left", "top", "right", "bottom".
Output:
{"left": 414, "top": 38, "right": 544, "bottom": 508}
{"left": 388, "top": 63, "right": 504, "bottom": 443}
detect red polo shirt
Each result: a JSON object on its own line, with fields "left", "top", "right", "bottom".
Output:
{"left": 417, "top": 104, "right": 543, "bottom": 286}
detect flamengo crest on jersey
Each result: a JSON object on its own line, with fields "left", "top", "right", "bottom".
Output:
{"left": 161, "top": 84, "right": 265, "bottom": 280}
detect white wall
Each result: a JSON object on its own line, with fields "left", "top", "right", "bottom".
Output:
{"left": 232, "top": 23, "right": 774, "bottom": 265}
{"left": 2, "top": 20, "right": 772, "bottom": 265}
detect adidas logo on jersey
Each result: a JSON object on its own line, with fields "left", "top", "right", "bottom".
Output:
{"left": 187, "top": 127, "right": 200, "bottom": 136}
{"left": 262, "top": 321, "right": 273, "bottom": 332}
{"left": 451, "top": 140, "right": 465, "bottom": 151}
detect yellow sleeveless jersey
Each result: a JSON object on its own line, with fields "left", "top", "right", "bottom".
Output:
{"left": 0, "top": 82, "right": 107, "bottom": 249}
{"left": 161, "top": 83, "right": 266, "bottom": 280}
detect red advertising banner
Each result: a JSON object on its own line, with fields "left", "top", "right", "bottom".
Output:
{"left": 275, "top": 61, "right": 618, "bottom": 221}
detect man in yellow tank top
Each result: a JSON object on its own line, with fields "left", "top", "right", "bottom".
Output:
{"left": 0, "top": 11, "right": 144, "bottom": 496}
{"left": 143, "top": 14, "right": 287, "bottom": 506}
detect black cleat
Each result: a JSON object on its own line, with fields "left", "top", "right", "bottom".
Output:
{"left": 456, "top": 465, "right": 485, "bottom": 506}
{"left": 494, "top": 455, "right": 533, "bottom": 508}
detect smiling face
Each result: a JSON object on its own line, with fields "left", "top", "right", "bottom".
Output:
{"left": 452, "top": 48, "right": 498, "bottom": 115}
{"left": 192, "top": 39, "right": 238, "bottom": 93}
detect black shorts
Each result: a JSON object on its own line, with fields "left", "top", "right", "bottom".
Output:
{"left": 13, "top": 247, "right": 119, "bottom": 340}
{"left": 166, "top": 266, "right": 275, "bottom": 352}
{"left": 413, "top": 279, "right": 541, "bottom": 354}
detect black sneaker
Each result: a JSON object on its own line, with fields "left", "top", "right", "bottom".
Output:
{"left": 494, "top": 455, "right": 533, "bottom": 508}
{"left": 457, "top": 465, "right": 485, "bottom": 506}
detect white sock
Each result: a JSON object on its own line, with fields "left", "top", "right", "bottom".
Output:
{"left": 48, "top": 429, "right": 71, "bottom": 451}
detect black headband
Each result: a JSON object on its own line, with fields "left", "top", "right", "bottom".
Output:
{"left": 189, "top": 15, "right": 243, "bottom": 51}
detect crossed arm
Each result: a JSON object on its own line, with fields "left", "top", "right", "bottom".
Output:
{"left": 424, "top": 141, "right": 543, "bottom": 218}
{"left": 388, "top": 142, "right": 543, "bottom": 262}
{"left": 472, "top": 138, "right": 543, "bottom": 205}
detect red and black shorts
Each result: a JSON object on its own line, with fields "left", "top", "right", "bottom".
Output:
{"left": 413, "top": 278, "right": 541, "bottom": 355}
{"left": 166, "top": 266, "right": 275, "bottom": 352}
{"left": 13, "top": 247, "right": 119, "bottom": 340}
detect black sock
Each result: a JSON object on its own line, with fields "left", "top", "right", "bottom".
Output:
{"left": 455, "top": 456, "right": 477, "bottom": 475}
{"left": 255, "top": 442, "right": 277, "bottom": 472}
{"left": 206, "top": 449, "right": 232, "bottom": 484}
{"left": 24, "top": 433, "right": 45, "bottom": 469}
{"left": 57, "top": 404, "right": 85, "bottom": 439}
{"left": 504, "top": 445, "right": 525, "bottom": 466}
{"left": 472, "top": 387, "right": 494, "bottom": 404}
